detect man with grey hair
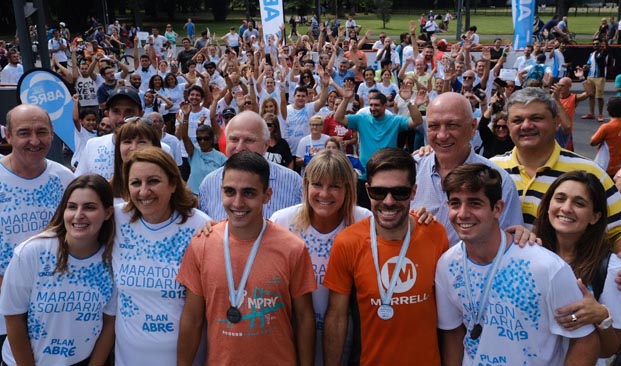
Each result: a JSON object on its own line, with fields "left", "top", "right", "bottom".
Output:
{"left": 411, "top": 92, "right": 523, "bottom": 245}
{"left": 0, "top": 105, "right": 74, "bottom": 360}
{"left": 491, "top": 87, "right": 621, "bottom": 251}
{"left": 198, "top": 111, "right": 302, "bottom": 220}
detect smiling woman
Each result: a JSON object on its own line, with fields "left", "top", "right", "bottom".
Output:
{"left": 112, "top": 147, "right": 211, "bottom": 366}
{"left": 270, "top": 149, "right": 371, "bottom": 364}
{"left": 0, "top": 175, "right": 116, "bottom": 366}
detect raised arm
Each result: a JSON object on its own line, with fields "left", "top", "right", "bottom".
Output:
{"left": 177, "top": 101, "right": 195, "bottom": 158}
{"left": 71, "top": 94, "right": 82, "bottom": 131}
{"left": 334, "top": 83, "right": 354, "bottom": 127}
{"left": 313, "top": 71, "right": 330, "bottom": 113}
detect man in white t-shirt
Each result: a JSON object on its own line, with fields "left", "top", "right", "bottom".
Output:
{"left": 174, "top": 84, "right": 210, "bottom": 181}
{"left": 150, "top": 111, "right": 182, "bottom": 167}
{"left": 0, "top": 105, "right": 75, "bottom": 362}
{"left": 150, "top": 27, "right": 168, "bottom": 58}
{"left": 0, "top": 51, "right": 23, "bottom": 85}
{"left": 48, "top": 28, "right": 68, "bottom": 68}
{"left": 435, "top": 163, "right": 599, "bottom": 366}
{"left": 285, "top": 74, "right": 330, "bottom": 156}
{"left": 75, "top": 87, "right": 144, "bottom": 179}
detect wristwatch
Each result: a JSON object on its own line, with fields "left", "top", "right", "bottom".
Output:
{"left": 598, "top": 306, "right": 613, "bottom": 330}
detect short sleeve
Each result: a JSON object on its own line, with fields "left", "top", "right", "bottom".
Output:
{"left": 0, "top": 243, "right": 37, "bottom": 315}
{"left": 323, "top": 234, "right": 354, "bottom": 296}
{"left": 289, "top": 246, "right": 317, "bottom": 299}
{"left": 435, "top": 255, "right": 464, "bottom": 330}
{"left": 177, "top": 238, "right": 205, "bottom": 297}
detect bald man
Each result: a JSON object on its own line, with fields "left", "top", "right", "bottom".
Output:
{"left": 198, "top": 111, "right": 302, "bottom": 220}
{"left": 552, "top": 77, "right": 593, "bottom": 151}
{"left": 0, "top": 105, "right": 74, "bottom": 358}
{"left": 411, "top": 92, "right": 523, "bottom": 245}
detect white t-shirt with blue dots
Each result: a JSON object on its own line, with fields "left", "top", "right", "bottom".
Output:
{"left": 436, "top": 242, "right": 594, "bottom": 366}
{"left": 112, "top": 205, "right": 210, "bottom": 366}
{"left": 0, "top": 233, "right": 114, "bottom": 365}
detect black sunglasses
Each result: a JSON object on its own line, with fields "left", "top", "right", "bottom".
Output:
{"left": 367, "top": 186, "right": 412, "bottom": 201}
{"left": 266, "top": 123, "right": 274, "bottom": 127}
{"left": 494, "top": 125, "right": 508, "bottom": 130}
{"left": 196, "top": 136, "right": 212, "bottom": 142}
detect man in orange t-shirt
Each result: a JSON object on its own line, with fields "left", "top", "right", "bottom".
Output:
{"left": 591, "top": 97, "right": 621, "bottom": 177}
{"left": 323, "top": 148, "right": 449, "bottom": 366}
{"left": 177, "top": 151, "right": 317, "bottom": 366}
{"left": 554, "top": 77, "right": 592, "bottom": 151}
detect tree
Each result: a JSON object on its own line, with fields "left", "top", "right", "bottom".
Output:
{"left": 374, "top": 0, "right": 392, "bottom": 28}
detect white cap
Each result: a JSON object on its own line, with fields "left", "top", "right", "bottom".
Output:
{"left": 59, "top": 22, "right": 66, "bottom": 27}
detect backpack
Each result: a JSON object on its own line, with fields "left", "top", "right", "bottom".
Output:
{"left": 524, "top": 64, "right": 545, "bottom": 86}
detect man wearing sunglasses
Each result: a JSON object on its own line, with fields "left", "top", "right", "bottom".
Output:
{"left": 411, "top": 92, "right": 523, "bottom": 246}
{"left": 75, "top": 86, "right": 144, "bottom": 179}
{"left": 323, "top": 148, "right": 449, "bottom": 365}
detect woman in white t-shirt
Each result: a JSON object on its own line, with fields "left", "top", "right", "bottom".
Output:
{"left": 270, "top": 149, "right": 371, "bottom": 365}
{"left": 0, "top": 174, "right": 116, "bottom": 366}
{"left": 111, "top": 147, "right": 210, "bottom": 366}
{"left": 535, "top": 171, "right": 621, "bottom": 365}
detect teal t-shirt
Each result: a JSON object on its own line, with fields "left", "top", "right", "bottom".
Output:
{"left": 347, "top": 112, "right": 410, "bottom": 180}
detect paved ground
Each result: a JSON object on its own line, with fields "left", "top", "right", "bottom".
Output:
{"left": 570, "top": 83, "right": 618, "bottom": 159}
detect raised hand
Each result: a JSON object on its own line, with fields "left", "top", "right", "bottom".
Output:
{"left": 481, "top": 47, "right": 491, "bottom": 61}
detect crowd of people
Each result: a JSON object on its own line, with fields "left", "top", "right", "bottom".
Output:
{"left": 1, "top": 12, "right": 621, "bottom": 366}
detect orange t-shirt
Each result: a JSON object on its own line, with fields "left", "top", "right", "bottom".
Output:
{"left": 177, "top": 221, "right": 317, "bottom": 365}
{"left": 591, "top": 117, "right": 621, "bottom": 176}
{"left": 324, "top": 215, "right": 449, "bottom": 366}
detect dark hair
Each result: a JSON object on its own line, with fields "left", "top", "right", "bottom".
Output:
{"left": 186, "top": 60, "right": 197, "bottom": 68}
{"left": 112, "top": 121, "right": 162, "bottom": 198}
{"left": 79, "top": 107, "right": 99, "bottom": 120}
{"left": 223, "top": 151, "right": 270, "bottom": 191}
{"left": 187, "top": 84, "right": 204, "bottom": 98}
{"left": 607, "top": 97, "right": 621, "bottom": 118}
{"left": 380, "top": 59, "right": 392, "bottom": 68}
{"left": 366, "top": 148, "right": 415, "bottom": 186}
{"left": 294, "top": 85, "right": 309, "bottom": 95}
{"left": 368, "top": 91, "right": 387, "bottom": 105}
{"left": 122, "top": 147, "right": 197, "bottom": 223}
{"left": 140, "top": 54, "right": 150, "bottom": 60}
{"left": 182, "top": 37, "right": 191, "bottom": 43}
{"left": 163, "top": 72, "right": 178, "bottom": 88}
{"left": 442, "top": 163, "right": 502, "bottom": 207}
{"left": 262, "top": 112, "right": 282, "bottom": 141}
{"left": 148, "top": 75, "right": 164, "bottom": 90}
{"left": 100, "top": 65, "right": 113, "bottom": 77}
{"left": 44, "top": 175, "right": 115, "bottom": 273}
{"left": 534, "top": 171, "right": 609, "bottom": 286}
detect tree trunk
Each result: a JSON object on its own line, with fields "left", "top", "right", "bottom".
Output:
{"left": 556, "top": 0, "right": 569, "bottom": 16}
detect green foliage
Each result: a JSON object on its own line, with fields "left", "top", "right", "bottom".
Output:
{"left": 373, "top": 0, "right": 393, "bottom": 28}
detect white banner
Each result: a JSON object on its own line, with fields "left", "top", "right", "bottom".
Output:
{"left": 259, "top": 0, "right": 284, "bottom": 42}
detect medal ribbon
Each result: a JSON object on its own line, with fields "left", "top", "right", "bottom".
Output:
{"left": 223, "top": 220, "right": 268, "bottom": 308}
{"left": 461, "top": 227, "right": 507, "bottom": 333}
{"left": 370, "top": 217, "right": 412, "bottom": 307}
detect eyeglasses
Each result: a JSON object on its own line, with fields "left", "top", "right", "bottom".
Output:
{"left": 494, "top": 125, "right": 508, "bottom": 130}
{"left": 244, "top": 101, "right": 253, "bottom": 106}
{"left": 223, "top": 114, "right": 235, "bottom": 119}
{"left": 196, "top": 136, "right": 212, "bottom": 142}
{"left": 367, "top": 186, "right": 412, "bottom": 201}
{"left": 310, "top": 123, "right": 323, "bottom": 127}
{"left": 463, "top": 76, "right": 474, "bottom": 80}
{"left": 266, "top": 123, "right": 274, "bottom": 127}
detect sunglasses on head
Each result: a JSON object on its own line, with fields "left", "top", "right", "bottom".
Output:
{"left": 367, "top": 186, "right": 412, "bottom": 201}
